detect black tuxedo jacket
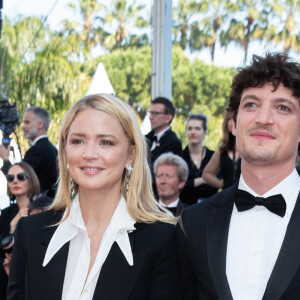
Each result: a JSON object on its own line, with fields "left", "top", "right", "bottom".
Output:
{"left": 8, "top": 210, "right": 183, "bottom": 300}
{"left": 178, "top": 182, "right": 300, "bottom": 300}
{"left": 146, "top": 129, "right": 182, "bottom": 166}
{"left": 1, "top": 137, "right": 58, "bottom": 195}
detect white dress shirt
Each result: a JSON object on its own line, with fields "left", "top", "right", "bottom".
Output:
{"left": 226, "top": 169, "right": 300, "bottom": 300}
{"left": 43, "top": 194, "right": 136, "bottom": 300}
{"left": 30, "top": 134, "right": 48, "bottom": 146}
{"left": 150, "top": 126, "right": 170, "bottom": 151}
{"left": 159, "top": 198, "right": 179, "bottom": 208}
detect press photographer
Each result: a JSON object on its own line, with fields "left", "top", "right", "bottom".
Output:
{"left": 0, "top": 105, "right": 58, "bottom": 197}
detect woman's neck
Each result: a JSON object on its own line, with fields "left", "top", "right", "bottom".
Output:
{"left": 16, "top": 195, "right": 30, "bottom": 209}
{"left": 188, "top": 142, "right": 203, "bottom": 155}
{"left": 78, "top": 187, "right": 121, "bottom": 229}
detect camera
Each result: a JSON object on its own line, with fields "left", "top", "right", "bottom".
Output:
{"left": 0, "top": 234, "right": 14, "bottom": 253}
{"left": 0, "top": 99, "right": 19, "bottom": 148}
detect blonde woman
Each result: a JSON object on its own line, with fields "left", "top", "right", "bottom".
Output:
{"left": 8, "top": 94, "right": 183, "bottom": 300}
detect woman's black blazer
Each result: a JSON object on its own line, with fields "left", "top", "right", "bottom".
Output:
{"left": 7, "top": 209, "right": 183, "bottom": 300}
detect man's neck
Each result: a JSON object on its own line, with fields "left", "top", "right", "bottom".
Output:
{"left": 30, "top": 133, "right": 47, "bottom": 144}
{"left": 154, "top": 125, "right": 170, "bottom": 135}
{"left": 241, "top": 160, "right": 295, "bottom": 195}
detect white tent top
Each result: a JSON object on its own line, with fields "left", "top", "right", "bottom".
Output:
{"left": 85, "top": 63, "right": 115, "bottom": 96}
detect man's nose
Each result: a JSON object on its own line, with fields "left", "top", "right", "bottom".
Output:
{"left": 255, "top": 106, "right": 274, "bottom": 125}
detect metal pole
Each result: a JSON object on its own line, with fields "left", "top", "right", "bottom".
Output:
{"left": 151, "top": 0, "right": 172, "bottom": 100}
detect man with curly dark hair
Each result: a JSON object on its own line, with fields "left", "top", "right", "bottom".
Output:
{"left": 178, "top": 52, "right": 300, "bottom": 300}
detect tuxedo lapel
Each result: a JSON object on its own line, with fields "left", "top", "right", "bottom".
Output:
{"left": 93, "top": 231, "right": 147, "bottom": 300}
{"left": 206, "top": 185, "right": 237, "bottom": 300}
{"left": 263, "top": 191, "right": 300, "bottom": 300}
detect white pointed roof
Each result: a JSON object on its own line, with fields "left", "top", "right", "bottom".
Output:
{"left": 85, "top": 63, "right": 115, "bottom": 96}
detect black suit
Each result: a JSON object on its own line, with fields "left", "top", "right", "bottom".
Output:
{"left": 178, "top": 182, "right": 300, "bottom": 300}
{"left": 1, "top": 137, "right": 58, "bottom": 195}
{"left": 146, "top": 128, "right": 182, "bottom": 166}
{"left": 8, "top": 210, "right": 183, "bottom": 300}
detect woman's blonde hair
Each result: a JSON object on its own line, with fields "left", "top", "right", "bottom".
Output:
{"left": 51, "top": 93, "right": 176, "bottom": 224}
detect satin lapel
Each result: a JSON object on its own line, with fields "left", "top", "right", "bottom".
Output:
{"left": 29, "top": 211, "right": 69, "bottom": 300}
{"left": 263, "top": 191, "right": 300, "bottom": 300}
{"left": 93, "top": 231, "right": 147, "bottom": 300}
{"left": 206, "top": 185, "right": 236, "bottom": 300}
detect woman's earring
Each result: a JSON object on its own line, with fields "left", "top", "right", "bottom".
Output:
{"left": 126, "top": 166, "right": 133, "bottom": 193}
{"left": 70, "top": 178, "right": 76, "bottom": 200}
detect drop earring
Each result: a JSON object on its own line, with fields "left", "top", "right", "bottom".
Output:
{"left": 126, "top": 166, "right": 133, "bottom": 194}
{"left": 70, "top": 178, "right": 76, "bottom": 200}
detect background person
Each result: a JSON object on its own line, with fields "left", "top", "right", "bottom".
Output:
{"left": 203, "top": 110, "right": 241, "bottom": 190}
{"left": 0, "top": 161, "right": 40, "bottom": 259}
{"left": 180, "top": 114, "right": 218, "bottom": 205}
{"left": 0, "top": 106, "right": 58, "bottom": 197}
{"left": 145, "top": 97, "right": 182, "bottom": 197}
{"left": 8, "top": 94, "right": 183, "bottom": 300}
{"left": 154, "top": 152, "right": 188, "bottom": 216}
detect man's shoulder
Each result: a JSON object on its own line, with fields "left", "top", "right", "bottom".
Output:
{"left": 181, "top": 186, "right": 236, "bottom": 223}
{"left": 160, "top": 128, "right": 182, "bottom": 148}
{"left": 163, "top": 128, "right": 180, "bottom": 140}
{"left": 31, "top": 138, "right": 57, "bottom": 154}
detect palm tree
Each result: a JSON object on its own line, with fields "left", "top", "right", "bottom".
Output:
{"left": 220, "top": 0, "right": 268, "bottom": 64}
{"left": 189, "top": 0, "right": 231, "bottom": 62}
{"left": 263, "top": 0, "right": 300, "bottom": 52}
{"left": 173, "top": 0, "right": 205, "bottom": 50}
{"left": 66, "top": 0, "right": 105, "bottom": 55}
{"left": 103, "top": 0, "right": 148, "bottom": 50}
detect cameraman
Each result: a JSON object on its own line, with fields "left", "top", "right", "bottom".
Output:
{"left": 0, "top": 106, "right": 58, "bottom": 197}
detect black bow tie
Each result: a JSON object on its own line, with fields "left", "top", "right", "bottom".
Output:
{"left": 234, "top": 189, "right": 286, "bottom": 217}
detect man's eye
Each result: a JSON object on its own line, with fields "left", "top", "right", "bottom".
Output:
{"left": 244, "top": 102, "right": 257, "bottom": 108}
{"left": 277, "top": 105, "right": 290, "bottom": 112}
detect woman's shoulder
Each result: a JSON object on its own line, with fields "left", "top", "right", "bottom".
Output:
{"left": 17, "top": 209, "right": 63, "bottom": 234}
{"left": 204, "top": 147, "right": 215, "bottom": 158}
{"left": 0, "top": 203, "right": 18, "bottom": 215}
{"left": 134, "top": 221, "right": 176, "bottom": 248}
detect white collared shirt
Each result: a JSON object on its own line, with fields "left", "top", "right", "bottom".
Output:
{"left": 43, "top": 194, "right": 136, "bottom": 300}
{"left": 30, "top": 134, "right": 48, "bottom": 146}
{"left": 159, "top": 198, "right": 179, "bottom": 208}
{"left": 226, "top": 169, "right": 300, "bottom": 300}
{"left": 150, "top": 126, "right": 170, "bottom": 151}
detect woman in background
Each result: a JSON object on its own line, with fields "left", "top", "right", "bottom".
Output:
{"left": 0, "top": 161, "right": 40, "bottom": 257}
{"left": 203, "top": 111, "right": 241, "bottom": 190}
{"left": 8, "top": 94, "right": 182, "bottom": 300}
{"left": 0, "top": 161, "right": 39, "bottom": 299}
{"left": 180, "top": 114, "right": 218, "bottom": 205}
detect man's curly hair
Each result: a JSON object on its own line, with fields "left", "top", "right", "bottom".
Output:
{"left": 228, "top": 52, "right": 300, "bottom": 155}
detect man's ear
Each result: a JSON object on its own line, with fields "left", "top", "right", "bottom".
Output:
{"left": 38, "top": 120, "right": 44, "bottom": 130}
{"left": 179, "top": 181, "right": 186, "bottom": 191}
{"left": 165, "top": 114, "right": 173, "bottom": 124}
{"left": 231, "top": 119, "right": 237, "bottom": 136}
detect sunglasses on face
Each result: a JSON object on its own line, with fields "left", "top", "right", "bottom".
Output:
{"left": 6, "top": 172, "right": 28, "bottom": 183}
